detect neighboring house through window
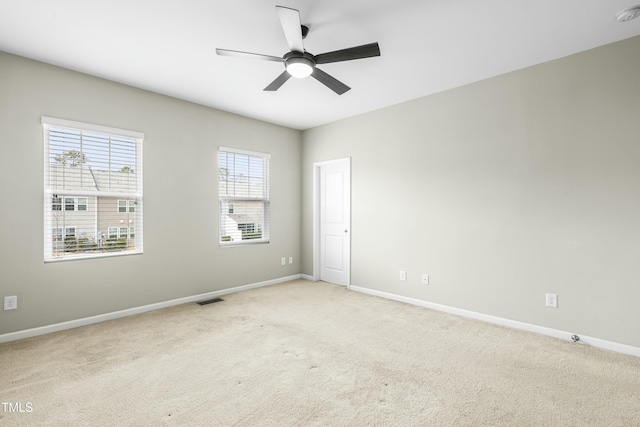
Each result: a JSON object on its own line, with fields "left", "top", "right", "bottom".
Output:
{"left": 43, "top": 116, "right": 144, "bottom": 261}
{"left": 218, "top": 147, "right": 270, "bottom": 245}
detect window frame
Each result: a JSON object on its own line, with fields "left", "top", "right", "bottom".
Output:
{"left": 218, "top": 146, "right": 270, "bottom": 247}
{"left": 43, "top": 116, "right": 144, "bottom": 262}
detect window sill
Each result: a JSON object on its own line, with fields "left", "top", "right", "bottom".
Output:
{"left": 219, "top": 239, "right": 270, "bottom": 247}
{"left": 44, "top": 250, "right": 143, "bottom": 263}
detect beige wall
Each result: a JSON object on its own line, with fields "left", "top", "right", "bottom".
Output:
{"left": 3, "top": 36, "right": 640, "bottom": 349}
{"left": 0, "top": 51, "right": 301, "bottom": 334}
{"left": 302, "top": 36, "right": 640, "bottom": 348}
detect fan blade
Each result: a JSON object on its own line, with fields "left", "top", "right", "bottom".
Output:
{"left": 276, "top": 6, "right": 305, "bottom": 53}
{"left": 216, "top": 48, "right": 283, "bottom": 63}
{"left": 264, "top": 70, "right": 292, "bottom": 91}
{"left": 315, "top": 42, "right": 381, "bottom": 64}
{"left": 311, "top": 68, "right": 350, "bottom": 95}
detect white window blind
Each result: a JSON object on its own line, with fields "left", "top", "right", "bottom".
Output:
{"left": 42, "top": 116, "right": 143, "bottom": 261}
{"left": 218, "top": 147, "right": 270, "bottom": 245}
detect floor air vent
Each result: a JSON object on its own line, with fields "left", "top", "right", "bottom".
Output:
{"left": 196, "top": 297, "right": 224, "bottom": 306}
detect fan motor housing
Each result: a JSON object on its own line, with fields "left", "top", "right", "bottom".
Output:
{"left": 284, "top": 51, "right": 316, "bottom": 66}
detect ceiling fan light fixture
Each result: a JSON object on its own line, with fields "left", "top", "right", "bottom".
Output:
{"left": 285, "top": 56, "right": 314, "bottom": 78}
{"left": 218, "top": 7, "right": 380, "bottom": 94}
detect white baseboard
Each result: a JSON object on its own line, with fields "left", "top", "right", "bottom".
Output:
{"left": 350, "top": 285, "right": 640, "bottom": 359}
{"left": 301, "top": 274, "right": 316, "bottom": 281}
{"left": 0, "top": 274, "right": 303, "bottom": 344}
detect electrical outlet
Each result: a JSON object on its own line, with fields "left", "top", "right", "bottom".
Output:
{"left": 545, "top": 293, "right": 558, "bottom": 308}
{"left": 399, "top": 271, "right": 407, "bottom": 281}
{"left": 281, "top": 257, "right": 286, "bottom": 266}
{"left": 4, "top": 295, "right": 17, "bottom": 311}
{"left": 289, "top": 257, "right": 293, "bottom": 264}
{"left": 422, "top": 273, "right": 429, "bottom": 285}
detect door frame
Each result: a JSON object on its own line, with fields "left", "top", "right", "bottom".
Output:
{"left": 312, "top": 157, "right": 351, "bottom": 288}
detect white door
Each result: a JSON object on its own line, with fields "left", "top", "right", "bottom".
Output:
{"left": 317, "top": 158, "right": 351, "bottom": 286}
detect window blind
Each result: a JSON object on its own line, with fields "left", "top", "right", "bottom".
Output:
{"left": 218, "top": 147, "right": 270, "bottom": 245}
{"left": 42, "top": 116, "right": 143, "bottom": 261}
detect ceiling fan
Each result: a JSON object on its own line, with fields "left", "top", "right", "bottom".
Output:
{"left": 216, "top": 6, "right": 381, "bottom": 95}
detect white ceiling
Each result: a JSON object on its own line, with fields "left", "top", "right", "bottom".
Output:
{"left": 1, "top": 1, "right": 639, "bottom": 130}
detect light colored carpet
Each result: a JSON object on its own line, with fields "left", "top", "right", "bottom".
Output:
{"left": 1, "top": 280, "right": 639, "bottom": 426}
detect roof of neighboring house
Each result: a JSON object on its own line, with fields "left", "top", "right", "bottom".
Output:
{"left": 48, "top": 164, "right": 137, "bottom": 193}
{"left": 219, "top": 181, "right": 267, "bottom": 199}
{"left": 228, "top": 213, "right": 263, "bottom": 224}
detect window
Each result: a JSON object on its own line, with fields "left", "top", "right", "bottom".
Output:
{"left": 65, "top": 227, "right": 76, "bottom": 238}
{"left": 52, "top": 196, "right": 62, "bottom": 211}
{"left": 59, "top": 197, "right": 89, "bottom": 212}
{"left": 54, "top": 227, "right": 76, "bottom": 238}
{"left": 218, "top": 147, "right": 270, "bottom": 245}
{"left": 43, "top": 116, "right": 143, "bottom": 261}
{"left": 52, "top": 226, "right": 77, "bottom": 253}
{"left": 108, "top": 227, "right": 118, "bottom": 239}
{"left": 118, "top": 200, "right": 135, "bottom": 213}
